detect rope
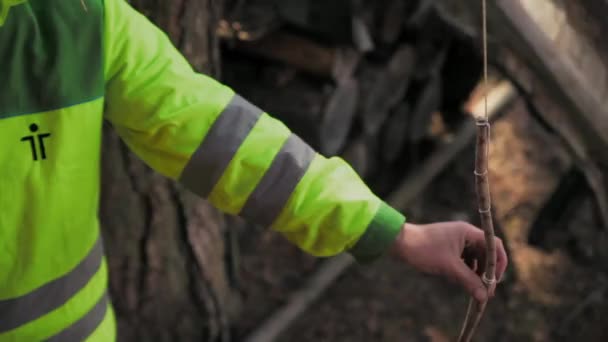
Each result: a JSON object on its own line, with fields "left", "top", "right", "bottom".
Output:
{"left": 476, "top": 0, "right": 491, "bottom": 200}
{"left": 482, "top": 0, "right": 488, "bottom": 121}
{"left": 482, "top": 273, "right": 496, "bottom": 286}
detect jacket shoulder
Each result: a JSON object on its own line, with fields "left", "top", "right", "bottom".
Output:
{"left": 0, "top": 0, "right": 104, "bottom": 118}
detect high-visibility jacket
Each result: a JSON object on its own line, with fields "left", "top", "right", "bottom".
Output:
{"left": 0, "top": 0, "right": 405, "bottom": 340}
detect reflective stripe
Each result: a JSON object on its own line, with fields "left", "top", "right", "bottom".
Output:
{"left": 240, "top": 134, "right": 315, "bottom": 228}
{"left": 0, "top": 237, "right": 103, "bottom": 333}
{"left": 46, "top": 292, "right": 109, "bottom": 342}
{"left": 179, "top": 94, "right": 263, "bottom": 197}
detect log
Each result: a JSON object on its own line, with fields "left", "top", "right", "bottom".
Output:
{"left": 407, "top": 74, "right": 442, "bottom": 143}
{"left": 351, "top": 14, "right": 375, "bottom": 53}
{"left": 319, "top": 77, "right": 360, "bottom": 155}
{"left": 381, "top": 103, "right": 410, "bottom": 163}
{"left": 359, "top": 45, "right": 416, "bottom": 135}
{"left": 356, "top": 65, "right": 387, "bottom": 133}
{"left": 412, "top": 40, "right": 449, "bottom": 81}
{"left": 407, "top": 0, "right": 437, "bottom": 29}
{"left": 276, "top": 0, "right": 355, "bottom": 45}
{"left": 378, "top": 0, "right": 408, "bottom": 45}
{"left": 341, "top": 137, "right": 371, "bottom": 178}
{"left": 348, "top": 0, "right": 375, "bottom": 52}
{"left": 232, "top": 31, "right": 360, "bottom": 81}
{"left": 492, "top": 0, "right": 608, "bottom": 158}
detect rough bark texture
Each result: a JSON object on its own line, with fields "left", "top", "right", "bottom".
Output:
{"left": 99, "top": 1, "right": 237, "bottom": 341}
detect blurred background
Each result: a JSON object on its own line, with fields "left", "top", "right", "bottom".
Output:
{"left": 100, "top": 0, "right": 608, "bottom": 341}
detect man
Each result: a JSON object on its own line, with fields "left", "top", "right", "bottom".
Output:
{"left": 0, "top": 0, "right": 507, "bottom": 340}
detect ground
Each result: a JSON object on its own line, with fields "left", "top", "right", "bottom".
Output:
{"left": 232, "top": 99, "right": 608, "bottom": 341}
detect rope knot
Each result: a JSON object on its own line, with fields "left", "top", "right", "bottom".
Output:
{"left": 482, "top": 273, "right": 496, "bottom": 287}
{"left": 475, "top": 119, "right": 490, "bottom": 127}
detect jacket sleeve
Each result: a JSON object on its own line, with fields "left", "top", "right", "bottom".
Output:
{"left": 102, "top": 0, "right": 405, "bottom": 262}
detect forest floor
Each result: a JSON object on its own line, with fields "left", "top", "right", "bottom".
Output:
{"left": 232, "top": 99, "right": 608, "bottom": 342}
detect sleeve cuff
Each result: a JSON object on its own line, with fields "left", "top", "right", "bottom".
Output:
{"left": 348, "top": 201, "right": 405, "bottom": 263}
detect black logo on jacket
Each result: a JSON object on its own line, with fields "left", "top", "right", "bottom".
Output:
{"left": 21, "top": 124, "right": 51, "bottom": 161}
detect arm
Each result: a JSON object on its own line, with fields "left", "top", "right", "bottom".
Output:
{"left": 102, "top": 0, "right": 404, "bottom": 262}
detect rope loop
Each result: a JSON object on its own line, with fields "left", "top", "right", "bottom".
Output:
{"left": 475, "top": 119, "right": 490, "bottom": 127}
{"left": 482, "top": 273, "right": 496, "bottom": 287}
{"left": 478, "top": 206, "right": 491, "bottom": 214}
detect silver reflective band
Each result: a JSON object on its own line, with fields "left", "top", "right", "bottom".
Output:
{"left": 0, "top": 237, "right": 104, "bottom": 333}
{"left": 240, "top": 134, "right": 315, "bottom": 228}
{"left": 179, "top": 94, "right": 263, "bottom": 197}
{"left": 46, "top": 292, "right": 109, "bottom": 342}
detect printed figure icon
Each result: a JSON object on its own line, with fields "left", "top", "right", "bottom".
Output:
{"left": 21, "top": 124, "right": 51, "bottom": 161}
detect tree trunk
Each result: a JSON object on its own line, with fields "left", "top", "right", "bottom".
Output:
{"left": 99, "top": 1, "right": 237, "bottom": 341}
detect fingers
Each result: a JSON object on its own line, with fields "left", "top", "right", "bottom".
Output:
{"left": 462, "top": 223, "right": 486, "bottom": 245}
{"left": 448, "top": 259, "right": 488, "bottom": 302}
{"left": 461, "top": 223, "right": 487, "bottom": 275}
{"left": 495, "top": 237, "right": 508, "bottom": 282}
{"left": 473, "top": 237, "right": 508, "bottom": 283}
{"left": 462, "top": 222, "right": 509, "bottom": 282}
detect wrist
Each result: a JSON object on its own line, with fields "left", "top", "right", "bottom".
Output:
{"left": 390, "top": 223, "right": 420, "bottom": 260}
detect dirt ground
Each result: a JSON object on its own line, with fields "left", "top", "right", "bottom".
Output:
{"left": 233, "top": 100, "right": 608, "bottom": 341}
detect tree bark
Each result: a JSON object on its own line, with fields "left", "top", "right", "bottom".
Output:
{"left": 99, "top": 1, "right": 237, "bottom": 341}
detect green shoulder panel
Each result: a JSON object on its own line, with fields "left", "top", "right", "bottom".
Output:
{"left": 0, "top": 0, "right": 104, "bottom": 119}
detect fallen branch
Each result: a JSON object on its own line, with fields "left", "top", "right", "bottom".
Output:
{"left": 244, "top": 80, "right": 516, "bottom": 342}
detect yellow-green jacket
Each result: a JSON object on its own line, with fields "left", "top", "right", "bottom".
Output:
{"left": 0, "top": 0, "right": 405, "bottom": 340}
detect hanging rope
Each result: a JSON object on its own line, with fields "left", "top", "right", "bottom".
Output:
{"left": 456, "top": 0, "right": 497, "bottom": 341}
{"left": 482, "top": 0, "right": 488, "bottom": 123}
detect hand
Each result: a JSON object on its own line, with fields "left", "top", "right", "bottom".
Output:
{"left": 390, "top": 221, "right": 508, "bottom": 302}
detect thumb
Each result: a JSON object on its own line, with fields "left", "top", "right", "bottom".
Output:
{"left": 448, "top": 260, "right": 488, "bottom": 302}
